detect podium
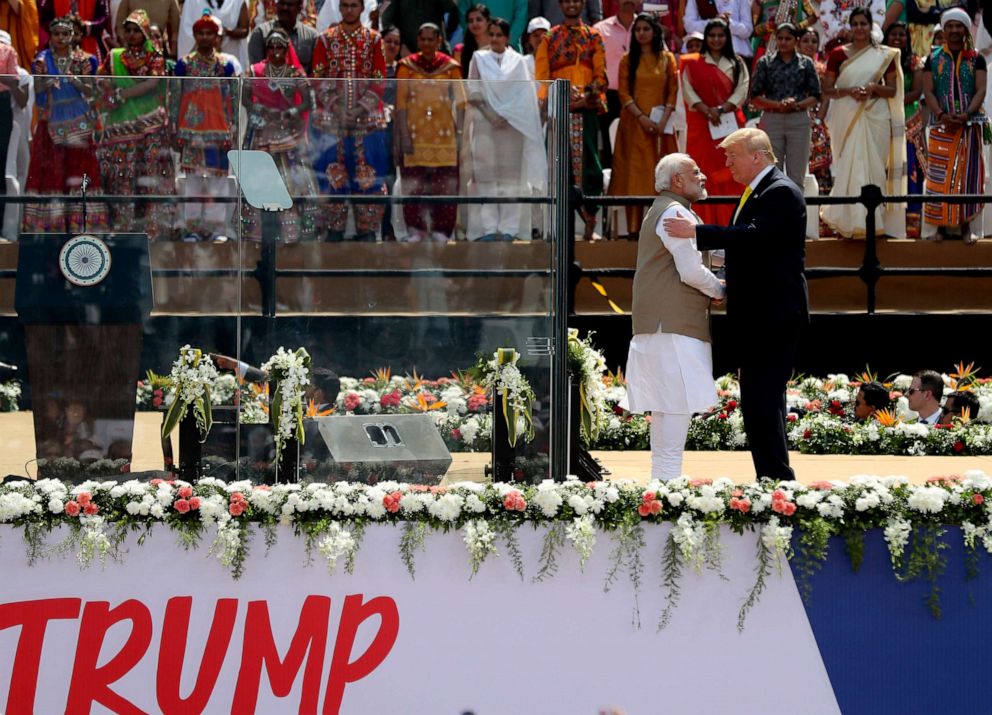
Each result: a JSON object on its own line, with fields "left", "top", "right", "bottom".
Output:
{"left": 15, "top": 234, "right": 152, "bottom": 477}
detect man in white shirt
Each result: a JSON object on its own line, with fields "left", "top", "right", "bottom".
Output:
{"left": 907, "top": 369, "right": 944, "bottom": 426}
{"left": 623, "top": 153, "right": 725, "bottom": 480}
{"left": 683, "top": 0, "right": 752, "bottom": 64}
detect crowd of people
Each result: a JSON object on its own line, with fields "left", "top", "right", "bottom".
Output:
{"left": 1, "top": 0, "right": 990, "bottom": 242}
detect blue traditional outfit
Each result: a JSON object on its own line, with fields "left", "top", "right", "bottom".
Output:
{"left": 309, "top": 24, "right": 389, "bottom": 240}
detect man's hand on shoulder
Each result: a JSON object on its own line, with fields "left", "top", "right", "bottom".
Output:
{"left": 662, "top": 210, "right": 696, "bottom": 240}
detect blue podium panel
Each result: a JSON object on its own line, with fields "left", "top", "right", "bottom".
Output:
{"left": 791, "top": 528, "right": 992, "bottom": 715}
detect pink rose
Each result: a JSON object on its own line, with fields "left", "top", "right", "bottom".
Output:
{"left": 642, "top": 491, "right": 657, "bottom": 503}
{"left": 151, "top": 478, "right": 163, "bottom": 486}
{"left": 177, "top": 486, "right": 193, "bottom": 499}
{"left": 503, "top": 491, "right": 527, "bottom": 512}
{"left": 83, "top": 503, "right": 99, "bottom": 516}
{"left": 229, "top": 501, "right": 246, "bottom": 517}
{"left": 64, "top": 501, "right": 80, "bottom": 517}
{"left": 343, "top": 393, "right": 362, "bottom": 411}
{"left": 649, "top": 500, "right": 662, "bottom": 515}
{"left": 732, "top": 489, "right": 744, "bottom": 498}
{"left": 383, "top": 492, "right": 402, "bottom": 513}
{"left": 174, "top": 498, "right": 190, "bottom": 513}
{"left": 973, "top": 494, "right": 985, "bottom": 506}
{"left": 451, "top": 428, "right": 462, "bottom": 440}
{"left": 467, "top": 394, "right": 489, "bottom": 412}
{"left": 230, "top": 492, "right": 245, "bottom": 503}
{"left": 787, "top": 413, "right": 798, "bottom": 423}
{"left": 730, "top": 497, "right": 751, "bottom": 513}
{"left": 188, "top": 497, "right": 202, "bottom": 510}
{"left": 810, "top": 481, "right": 833, "bottom": 491}
{"left": 689, "top": 478, "right": 712, "bottom": 487}
{"left": 76, "top": 492, "right": 92, "bottom": 506}
{"left": 771, "top": 490, "right": 786, "bottom": 502}
{"left": 638, "top": 502, "right": 652, "bottom": 517}
{"left": 782, "top": 502, "right": 797, "bottom": 516}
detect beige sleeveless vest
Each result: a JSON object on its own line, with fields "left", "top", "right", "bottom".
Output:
{"left": 631, "top": 191, "right": 713, "bottom": 342}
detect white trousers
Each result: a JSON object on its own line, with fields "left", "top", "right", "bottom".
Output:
{"left": 181, "top": 174, "right": 234, "bottom": 236}
{"left": 649, "top": 412, "right": 692, "bottom": 481}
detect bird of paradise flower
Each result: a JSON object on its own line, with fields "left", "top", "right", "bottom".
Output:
{"left": 305, "top": 398, "right": 334, "bottom": 418}
{"left": 873, "top": 408, "right": 900, "bottom": 427}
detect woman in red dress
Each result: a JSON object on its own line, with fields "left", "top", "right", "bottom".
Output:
{"left": 680, "top": 18, "right": 749, "bottom": 225}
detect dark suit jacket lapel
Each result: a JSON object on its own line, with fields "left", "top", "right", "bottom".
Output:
{"left": 733, "top": 167, "right": 781, "bottom": 226}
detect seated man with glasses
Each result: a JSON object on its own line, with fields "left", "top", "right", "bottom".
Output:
{"left": 939, "top": 390, "right": 981, "bottom": 426}
{"left": 907, "top": 369, "right": 944, "bottom": 426}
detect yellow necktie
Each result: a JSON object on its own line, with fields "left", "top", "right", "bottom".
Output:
{"left": 733, "top": 185, "right": 753, "bottom": 222}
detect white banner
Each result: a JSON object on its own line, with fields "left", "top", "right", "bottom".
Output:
{"left": 0, "top": 525, "right": 840, "bottom": 714}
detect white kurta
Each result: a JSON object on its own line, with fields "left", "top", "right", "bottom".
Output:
{"left": 623, "top": 205, "right": 724, "bottom": 415}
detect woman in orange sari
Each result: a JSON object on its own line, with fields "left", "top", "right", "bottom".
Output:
{"left": 680, "top": 18, "right": 748, "bottom": 225}
{"left": 608, "top": 13, "right": 678, "bottom": 236}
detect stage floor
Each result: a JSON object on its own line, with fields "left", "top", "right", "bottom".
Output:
{"left": 2, "top": 412, "right": 989, "bottom": 485}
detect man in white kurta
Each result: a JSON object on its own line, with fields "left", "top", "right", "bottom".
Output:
{"left": 624, "top": 153, "right": 725, "bottom": 480}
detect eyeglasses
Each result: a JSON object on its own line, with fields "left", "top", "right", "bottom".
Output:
{"left": 907, "top": 387, "right": 925, "bottom": 395}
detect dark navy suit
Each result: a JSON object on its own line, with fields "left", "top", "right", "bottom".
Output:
{"left": 696, "top": 165, "right": 809, "bottom": 480}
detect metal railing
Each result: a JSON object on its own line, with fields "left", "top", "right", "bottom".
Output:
{"left": 578, "top": 185, "right": 992, "bottom": 315}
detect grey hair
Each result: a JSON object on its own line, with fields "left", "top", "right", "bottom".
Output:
{"left": 654, "top": 153, "right": 694, "bottom": 192}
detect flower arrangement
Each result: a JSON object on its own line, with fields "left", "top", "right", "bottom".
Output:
{"left": 133, "top": 345, "right": 992, "bottom": 457}
{"left": 567, "top": 329, "right": 610, "bottom": 444}
{"left": 4, "top": 471, "right": 991, "bottom": 623}
{"left": 161, "top": 346, "right": 220, "bottom": 442}
{"left": 260, "top": 347, "right": 311, "bottom": 465}
{"left": 474, "top": 349, "right": 536, "bottom": 447}
{"left": 0, "top": 379, "right": 21, "bottom": 412}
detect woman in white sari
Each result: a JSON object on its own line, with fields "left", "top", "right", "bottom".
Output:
{"left": 821, "top": 7, "right": 906, "bottom": 238}
{"left": 467, "top": 17, "right": 547, "bottom": 241}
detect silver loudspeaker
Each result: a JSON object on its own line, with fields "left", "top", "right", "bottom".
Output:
{"left": 306, "top": 414, "right": 452, "bottom": 484}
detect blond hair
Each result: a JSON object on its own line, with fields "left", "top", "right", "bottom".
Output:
{"left": 719, "top": 128, "right": 777, "bottom": 164}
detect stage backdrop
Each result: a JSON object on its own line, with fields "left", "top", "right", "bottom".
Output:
{"left": 0, "top": 525, "right": 840, "bottom": 714}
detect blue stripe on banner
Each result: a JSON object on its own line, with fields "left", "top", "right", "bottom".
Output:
{"left": 790, "top": 528, "right": 992, "bottom": 715}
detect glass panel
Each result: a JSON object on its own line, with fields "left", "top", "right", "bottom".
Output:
{"left": 1, "top": 73, "right": 242, "bottom": 483}
{"left": 235, "top": 75, "right": 556, "bottom": 484}
{"left": 0, "top": 70, "right": 562, "bottom": 486}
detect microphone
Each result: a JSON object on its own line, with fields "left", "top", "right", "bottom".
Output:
{"left": 208, "top": 353, "right": 267, "bottom": 383}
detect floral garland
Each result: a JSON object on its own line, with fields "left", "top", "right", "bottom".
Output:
{"left": 567, "top": 329, "right": 610, "bottom": 444}
{"left": 260, "top": 347, "right": 311, "bottom": 465}
{"left": 161, "top": 346, "right": 220, "bottom": 442}
{"left": 0, "top": 380, "right": 21, "bottom": 413}
{"left": 3, "top": 472, "right": 991, "bottom": 623}
{"left": 476, "top": 349, "right": 535, "bottom": 447}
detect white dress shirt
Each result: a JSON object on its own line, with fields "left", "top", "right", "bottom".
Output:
{"left": 684, "top": 0, "right": 754, "bottom": 59}
{"left": 624, "top": 205, "right": 724, "bottom": 415}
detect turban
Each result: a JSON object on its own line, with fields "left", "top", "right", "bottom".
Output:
{"left": 193, "top": 9, "right": 223, "bottom": 35}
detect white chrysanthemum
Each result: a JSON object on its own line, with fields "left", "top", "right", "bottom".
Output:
{"left": 532, "top": 481, "right": 563, "bottom": 517}
{"left": 428, "top": 493, "right": 464, "bottom": 522}
{"left": 464, "top": 494, "right": 487, "bottom": 513}
{"left": 892, "top": 374, "right": 913, "bottom": 390}
{"left": 907, "top": 486, "right": 948, "bottom": 514}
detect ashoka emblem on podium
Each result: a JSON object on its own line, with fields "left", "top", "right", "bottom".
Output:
{"left": 59, "top": 235, "right": 111, "bottom": 287}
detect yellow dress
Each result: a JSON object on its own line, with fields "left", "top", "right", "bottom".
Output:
{"left": 395, "top": 54, "right": 466, "bottom": 168}
{"left": 609, "top": 51, "right": 678, "bottom": 197}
